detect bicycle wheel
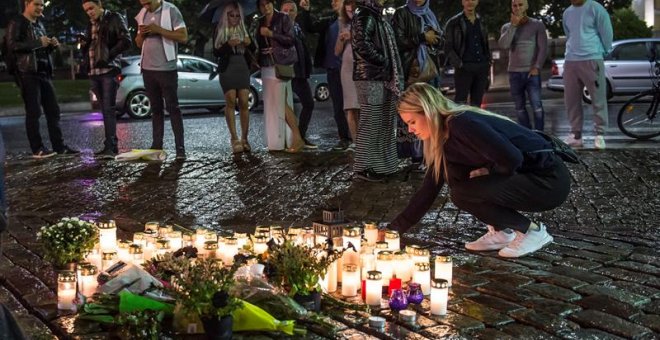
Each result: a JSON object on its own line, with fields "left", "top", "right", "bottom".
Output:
{"left": 618, "top": 90, "right": 660, "bottom": 140}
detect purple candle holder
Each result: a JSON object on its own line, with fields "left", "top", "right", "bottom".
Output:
{"left": 407, "top": 282, "right": 424, "bottom": 305}
{"left": 388, "top": 288, "right": 408, "bottom": 311}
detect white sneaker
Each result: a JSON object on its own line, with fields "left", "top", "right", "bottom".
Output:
{"left": 465, "top": 225, "right": 516, "bottom": 251}
{"left": 498, "top": 223, "right": 553, "bottom": 258}
{"left": 564, "top": 134, "right": 583, "bottom": 148}
{"left": 594, "top": 135, "right": 606, "bottom": 150}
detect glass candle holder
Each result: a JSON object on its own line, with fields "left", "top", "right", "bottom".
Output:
{"left": 413, "top": 262, "right": 431, "bottom": 295}
{"left": 133, "top": 232, "right": 146, "bottom": 247}
{"left": 406, "top": 282, "right": 424, "bottom": 304}
{"left": 101, "top": 251, "right": 117, "bottom": 272}
{"left": 388, "top": 288, "right": 408, "bottom": 312}
{"left": 393, "top": 251, "right": 412, "bottom": 283}
{"left": 255, "top": 226, "right": 270, "bottom": 237}
{"left": 220, "top": 237, "right": 238, "bottom": 265}
{"left": 384, "top": 230, "right": 400, "bottom": 251}
{"left": 158, "top": 224, "right": 173, "bottom": 238}
{"left": 194, "top": 229, "right": 208, "bottom": 250}
{"left": 321, "top": 259, "right": 338, "bottom": 293}
{"left": 407, "top": 245, "right": 430, "bottom": 265}
{"left": 341, "top": 264, "right": 359, "bottom": 297}
{"left": 430, "top": 279, "right": 449, "bottom": 315}
{"left": 117, "top": 240, "right": 132, "bottom": 264}
{"left": 374, "top": 241, "right": 389, "bottom": 256}
{"left": 359, "top": 250, "right": 376, "bottom": 280}
{"left": 376, "top": 251, "right": 394, "bottom": 285}
{"left": 203, "top": 240, "right": 218, "bottom": 259}
{"left": 434, "top": 255, "right": 453, "bottom": 287}
{"left": 167, "top": 231, "right": 183, "bottom": 251}
{"left": 363, "top": 222, "right": 379, "bottom": 245}
{"left": 57, "top": 271, "right": 77, "bottom": 311}
{"left": 85, "top": 247, "right": 102, "bottom": 270}
{"left": 253, "top": 235, "right": 268, "bottom": 255}
{"left": 233, "top": 232, "right": 248, "bottom": 249}
{"left": 79, "top": 264, "right": 98, "bottom": 298}
{"left": 144, "top": 221, "right": 159, "bottom": 233}
{"left": 98, "top": 222, "right": 117, "bottom": 252}
{"left": 182, "top": 232, "right": 194, "bottom": 247}
{"left": 155, "top": 238, "right": 171, "bottom": 257}
{"left": 365, "top": 270, "right": 383, "bottom": 306}
{"left": 302, "top": 227, "right": 315, "bottom": 247}
{"left": 342, "top": 226, "right": 361, "bottom": 265}
{"left": 128, "top": 244, "right": 144, "bottom": 266}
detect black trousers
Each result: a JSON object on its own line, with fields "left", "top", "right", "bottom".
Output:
{"left": 292, "top": 77, "right": 315, "bottom": 139}
{"left": 449, "top": 156, "right": 571, "bottom": 232}
{"left": 142, "top": 69, "right": 185, "bottom": 151}
{"left": 17, "top": 72, "right": 65, "bottom": 153}
{"left": 326, "top": 68, "right": 350, "bottom": 141}
{"left": 454, "top": 62, "right": 490, "bottom": 107}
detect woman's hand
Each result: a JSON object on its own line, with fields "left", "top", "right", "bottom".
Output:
{"left": 228, "top": 38, "right": 241, "bottom": 47}
{"left": 260, "top": 27, "right": 273, "bottom": 38}
{"left": 469, "top": 167, "right": 490, "bottom": 178}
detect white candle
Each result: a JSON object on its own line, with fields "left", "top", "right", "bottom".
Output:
{"left": 365, "top": 270, "right": 383, "bottom": 306}
{"left": 374, "top": 241, "right": 389, "bottom": 256}
{"left": 430, "top": 279, "right": 449, "bottom": 315}
{"left": 270, "top": 226, "right": 284, "bottom": 242}
{"left": 393, "top": 251, "right": 413, "bottom": 283}
{"left": 342, "top": 227, "right": 361, "bottom": 266}
{"left": 158, "top": 225, "right": 173, "bottom": 238}
{"left": 98, "top": 222, "right": 117, "bottom": 252}
{"left": 220, "top": 237, "right": 238, "bottom": 265}
{"left": 128, "top": 244, "right": 144, "bottom": 266}
{"left": 117, "top": 240, "right": 132, "bottom": 264}
{"left": 321, "top": 260, "right": 337, "bottom": 293}
{"left": 233, "top": 232, "right": 248, "bottom": 249}
{"left": 406, "top": 245, "right": 430, "bottom": 265}
{"left": 57, "top": 271, "right": 77, "bottom": 311}
{"left": 384, "top": 230, "right": 400, "bottom": 251}
{"left": 255, "top": 226, "right": 270, "bottom": 237}
{"left": 335, "top": 245, "right": 344, "bottom": 283}
{"left": 143, "top": 230, "right": 158, "bottom": 260}
{"left": 167, "top": 231, "right": 183, "bottom": 251}
{"left": 155, "top": 238, "right": 171, "bottom": 257}
{"left": 253, "top": 236, "right": 268, "bottom": 255}
{"left": 182, "top": 232, "right": 194, "bottom": 247}
{"left": 79, "top": 265, "right": 98, "bottom": 298}
{"left": 101, "top": 251, "right": 117, "bottom": 272}
{"left": 203, "top": 241, "right": 218, "bottom": 259}
{"left": 413, "top": 262, "right": 431, "bottom": 295}
{"left": 85, "top": 248, "right": 102, "bottom": 270}
{"left": 434, "top": 256, "right": 453, "bottom": 287}
{"left": 133, "top": 232, "right": 145, "bottom": 247}
{"left": 302, "top": 227, "right": 315, "bottom": 247}
{"left": 341, "top": 264, "right": 359, "bottom": 297}
{"left": 360, "top": 251, "right": 376, "bottom": 280}
{"left": 315, "top": 234, "right": 328, "bottom": 246}
{"left": 376, "top": 251, "right": 394, "bottom": 285}
{"left": 194, "top": 229, "right": 207, "bottom": 250}
{"left": 144, "top": 221, "right": 159, "bottom": 233}
{"left": 363, "top": 222, "right": 379, "bottom": 245}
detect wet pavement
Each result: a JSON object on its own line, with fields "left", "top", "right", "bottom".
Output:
{"left": 0, "top": 99, "right": 659, "bottom": 339}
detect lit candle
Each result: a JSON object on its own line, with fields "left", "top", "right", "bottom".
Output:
{"left": 360, "top": 250, "right": 376, "bottom": 280}
{"left": 393, "top": 251, "right": 413, "bottom": 283}
{"left": 413, "top": 262, "right": 431, "bottom": 295}
{"left": 98, "top": 222, "right": 117, "bottom": 252}
{"left": 430, "top": 279, "right": 449, "bottom": 315}
{"left": 79, "top": 264, "right": 98, "bottom": 298}
{"left": 158, "top": 224, "right": 173, "bottom": 238}
{"left": 384, "top": 231, "right": 400, "bottom": 251}
{"left": 434, "top": 256, "right": 453, "bottom": 287}
{"left": 321, "top": 259, "right": 337, "bottom": 293}
{"left": 155, "top": 238, "right": 171, "bottom": 257}
{"left": 341, "top": 264, "right": 359, "bottom": 297}
{"left": 365, "top": 270, "right": 383, "bottom": 306}
{"left": 57, "top": 271, "right": 77, "bottom": 311}
{"left": 363, "top": 222, "right": 379, "bottom": 245}
{"left": 143, "top": 230, "right": 158, "bottom": 261}
{"left": 220, "top": 237, "right": 238, "bottom": 265}
{"left": 253, "top": 236, "right": 268, "bottom": 255}
{"left": 335, "top": 244, "right": 344, "bottom": 283}
{"left": 270, "top": 226, "right": 284, "bottom": 240}
{"left": 86, "top": 247, "right": 102, "bottom": 270}
{"left": 287, "top": 227, "right": 302, "bottom": 245}
{"left": 101, "top": 251, "right": 117, "bottom": 272}
{"left": 314, "top": 233, "right": 328, "bottom": 246}
{"left": 144, "top": 221, "right": 159, "bottom": 233}
{"left": 194, "top": 229, "right": 207, "bottom": 250}
{"left": 128, "top": 244, "right": 144, "bottom": 266}
{"left": 233, "top": 232, "right": 248, "bottom": 250}
{"left": 388, "top": 275, "right": 402, "bottom": 296}
{"left": 302, "top": 227, "right": 315, "bottom": 247}
{"left": 203, "top": 241, "right": 218, "bottom": 259}
{"left": 167, "top": 231, "right": 183, "bottom": 251}
{"left": 255, "top": 226, "right": 270, "bottom": 237}
{"left": 182, "top": 232, "right": 194, "bottom": 247}
{"left": 342, "top": 226, "right": 361, "bottom": 265}
{"left": 376, "top": 251, "right": 394, "bottom": 285}
{"left": 117, "top": 240, "right": 132, "bottom": 263}
{"left": 133, "top": 232, "right": 146, "bottom": 247}
{"left": 374, "top": 241, "right": 389, "bottom": 256}
{"left": 406, "top": 245, "right": 430, "bottom": 265}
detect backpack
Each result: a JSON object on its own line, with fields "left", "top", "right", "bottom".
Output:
{"left": 527, "top": 130, "right": 580, "bottom": 164}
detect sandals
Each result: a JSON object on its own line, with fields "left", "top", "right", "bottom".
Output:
{"left": 231, "top": 140, "right": 244, "bottom": 154}
{"left": 284, "top": 140, "right": 305, "bottom": 154}
{"left": 241, "top": 139, "right": 251, "bottom": 152}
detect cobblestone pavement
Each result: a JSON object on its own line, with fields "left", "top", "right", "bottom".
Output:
{"left": 0, "top": 148, "right": 658, "bottom": 339}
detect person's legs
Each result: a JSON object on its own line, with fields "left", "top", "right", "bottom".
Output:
{"left": 237, "top": 88, "right": 251, "bottom": 143}
{"left": 291, "top": 77, "right": 314, "bottom": 141}
{"left": 283, "top": 86, "right": 304, "bottom": 152}
{"left": 453, "top": 66, "right": 471, "bottom": 104}
{"left": 142, "top": 70, "right": 165, "bottom": 149}
{"left": 224, "top": 89, "right": 239, "bottom": 141}
{"left": 346, "top": 108, "right": 359, "bottom": 143}
{"left": 563, "top": 61, "right": 585, "bottom": 141}
{"left": 94, "top": 74, "right": 120, "bottom": 152}
{"left": 509, "top": 72, "right": 531, "bottom": 129}
{"left": 527, "top": 74, "right": 545, "bottom": 131}
{"left": 585, "top": 59, "right": 609, "bottom": 139}
{"left": 39, "top": 76, "right": 66, "bottom": 152}
{"left": 469, "top": 63, "right": 490, "bottom": 107}
{"left": 161, "top": 70, "right": 185, "bottom": 153}
{"left": 18, "top": 74, "right": 46, "bottom": 153}
{"left": 327, "top": 69, "right": 350, "bottom": 145}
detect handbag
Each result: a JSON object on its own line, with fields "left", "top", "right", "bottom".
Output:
{"left": 527, "top": 130, "right": 580, "bottom": 164}
{"left": 407, "top": 46, "right": 438, "bottom": 85}
{"left": 267, "top": 38, "right": 294, "bottom": 81}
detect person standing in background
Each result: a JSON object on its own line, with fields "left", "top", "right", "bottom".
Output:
{"left": 498, "top": 0, "right": 548, "bottom": 131}
{"left": 334, "top": 0, "right": 359, "bottom": 148}
{"left": 135, "top": 0, "right": 188, "bottom": 159}
{"left": 81, "top": 0, "right": 131, "bottom": 159}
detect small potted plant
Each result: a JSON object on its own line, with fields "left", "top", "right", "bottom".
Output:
{"left": 36, "top": 217, "right": 99, "bottom": 271}
{"left": 166, "top": 257, "right": 243, "bottom": 339}
{"left": 263, "top": 239, "right": 343, "bottom": 312}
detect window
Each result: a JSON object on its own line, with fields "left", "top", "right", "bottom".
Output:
{"left": 613, "top": 43, "right": 649, "bottom": 61}
{"left": 180, "top": 58, "right": 214, "bottom": 73}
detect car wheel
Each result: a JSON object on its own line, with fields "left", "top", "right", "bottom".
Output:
{"left": 582, "top": 83, "right": 612, "bottom": 104}
{"left": 125, "top": 90, "right": 152, "bottom": 119}
{"left": 315, "top": 84, "right": 330, "bottom": 101}
{"left": 248, "top": 87, "right": 258, "bottom": 110}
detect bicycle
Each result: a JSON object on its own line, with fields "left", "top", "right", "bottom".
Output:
{"left": 617, "top": 59, "right": 660, "bottom": 140}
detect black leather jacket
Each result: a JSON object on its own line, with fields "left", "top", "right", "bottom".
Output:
{"left": 444, "top": 12, "right": 491, "bottom": 69}
{"left": 81, "top": 10, "right": 131, "bottom": 73}
{"left": 6, "top": 15, "right": 54, "bottom": 75}
{"left": 351, "top": 5, "right": 391, "bottom": 81}
{"left": 298, "top": 10, "right": 338, "bottom": 69}
{"left": 391, "top": 6, "right": 442, "bottom": 81}
{"left": 254, "top": 11, "right": 297, "bottom": 66}
{"left": 292, "top": 23, "right": 312, "bottom": 79}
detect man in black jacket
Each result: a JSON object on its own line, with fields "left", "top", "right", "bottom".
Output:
{"left": 82, "top": 0, "right": 131, "bottom": 158}
{"left": 6, "top": 0, "right": 79, "bottom": 158}
{"left": 444, "top": 0, "right": 491, "bottom": 107}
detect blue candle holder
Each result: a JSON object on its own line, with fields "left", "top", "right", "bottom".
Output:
{"left": 388, "top": 288, "right": 408, "bottom": 311}
{"left": 407, "top": 282, "right": 424, "bottom": 305}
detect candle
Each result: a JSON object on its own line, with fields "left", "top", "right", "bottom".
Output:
{"left": 144, "top": 221, "right": 159, "bottom": 233}
{"left": 388, "top": 275, "right": 402, "bottom": 296}
{"left": 143, "top": 230, "right": 158, "bottom": 260}
{"left": 434, "top": 256, "right": 453, "bottom": 287}
{"left": 406, "top": 245, "right": 430, "bottom": 265}
{"left": 133, "top": 232, "right": 145, "bottom": 247}
{"left": 233, "top": 232, "right": 248, "bottom": 250}
{"left": 253, "top": 236, "right": 268, "bottom": 255}
{"left": 117, "top": 240, "right": 132, "bottom": 263}
{"left": 255, "top": 226, "right": 270, "bottom": 237}
{"left": 182, "top": 232, "right": 194, "bottom": 247}
{"left": 341, "top": 264, "right": 359, "bottom": 297}
{"left": 335, "top": 245, "right": 344, "bottom": 283}
{"left": 86, "top": 247, "right": 102, "bottom": 270}
{"left": 363, "top": 222, "right": 378, "bottom": 245}
{"left": 342, "top": 227, "right": 361, "bottom": 265}
{"left": 57, "top": 271, "right": 77, "bottom": 311}
{"left": 360, "top": 251, "right": 376, "bottom": 280}
{"left": 98, "top": 222, "right": 117, "bottom": 252}
{"left": 365, "top": 270, "right": 382, "bottom": 306}
{"left": 302, "top": 227, "right": 315, "bottom": 247}
{"left": 155, "top": 238, "right": 171, "bottom": 257}
{"left": 430, "top": 279, "right": 449, "bottom": 315}
{"left": 79, "top": 264, "right": 98, "bottom": 298}
{"left": 101, "top": 251, "right": 117, "bottom": 272}
{"left": 270, "top": 226, "right": 284, "bottom": 242}
{"left": 287, "top": 227, "right": 302, "bottom": 244}
{"left": 413, "top": 262, "right": 431, "bottom": 295}
{"left": 321, "top": 259, "right": 337, "bottom": 293}
{"left": 194, "top": 229, "right": 207, "bottom": 250}
{"left": 393, "top": 251, "right": 413, "bottom": 283}
{"left": 203, "top": 241, "right": 218, "bottom": 259}
{"left": 399, "top": 310, "right": 417, "bottom": 324}
{"left": 376, "top": 251, "right": 394, "bottom": 285}
{"left": 158, "top": 224, "right": 173, "bottom": 238}
{"left": 374, "top": 241, "right": 389, "bottom": 256}
{"left": 315, "top": 233, "right": 328, "bottom": 246}
{"left": 384, "top": 230, "right": 400, "bottom": 251}
{"left": 220, "top": 237, "right": 238, "bottom": 265}
{"left": 167, "top": 231, "right": 183, "bottom": 251}
{"left": 128, "top": 244, "right": 144, "bottom": 266}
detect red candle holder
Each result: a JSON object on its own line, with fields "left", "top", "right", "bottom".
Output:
{"left": 388, "top": 276, "right": 402, "bottom": 296}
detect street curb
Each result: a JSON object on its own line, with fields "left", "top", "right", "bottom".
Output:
{"left": 0, "top": 102, "right": 92, "bottom": 117}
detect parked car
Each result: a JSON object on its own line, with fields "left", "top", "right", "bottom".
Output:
{"left": 249, "top": 68, "right": 330, "bottom": 102}
{"left": 547, "top": 38, "right": 660, "bottom": 103}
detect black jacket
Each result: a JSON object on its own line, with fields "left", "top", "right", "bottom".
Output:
{"left": 292, "top": 23, "right": 312, "bottom": 79}
{"left": 444, "top": 12, "right": 490, "bottom": 69}
{"left": 254, "top": 11, "right": 297, "bottom": 66}
{"left": 5, "top": 15, "right": 55, "bottom": 76}
{"left": 81, "top": 10, "right": 131, "bottom": 73}
{"left": 298, "top": 10, "right": 338, "bottom": 69}
{"left": 351, "top": 5, "right": 391, "bottom": 81}
{"left": 391, "top": 6, "right": 442, "bottom": 81}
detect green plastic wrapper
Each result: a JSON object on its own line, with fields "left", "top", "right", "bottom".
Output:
{"left": 232, "top": 300, "right": 295, "bottom": 335}
{"left": 118, "top": 290, "right": 174, "bottom": 314}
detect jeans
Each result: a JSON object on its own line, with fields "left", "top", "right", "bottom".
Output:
{"left": 16, "top": 72, "right": 65, "bottom": 153}
{"left": 454, "top": 62, "right": 490, "bottom": 107}
{"left": 291, "top": 77, "right": 315, "bottom": 139}
{"left": 327, "top": 68, "right": 350, "bottom": 141}
{"left": 142, "top": 69, "right": 185, "bottom": 151}
{"left": 90, "top": 73, "right": 120, "bottom": 151}
{"left": 509, "top": 72, "right": 544, "bottom": 130}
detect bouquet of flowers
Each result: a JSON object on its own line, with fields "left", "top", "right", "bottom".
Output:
{"left": 36, "top": 217, "right": 98, "bottom": 268}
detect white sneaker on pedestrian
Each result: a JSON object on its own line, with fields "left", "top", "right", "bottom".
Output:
{"left": 498, "top": 223, "right": 553, "bottom": 258}
{"left": 564, "top": 134, "right": 583, "bottom": 148}
{"left": 594, "top": 135, "right": 606, "bottom": 150}
{"left": 465, "top": 225, "right": 516, "bottom": 251}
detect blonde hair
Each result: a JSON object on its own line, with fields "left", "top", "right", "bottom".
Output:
{"left": 397, "top": 83, "right": 513, "bottom": 182}
{"left": 214, "top": 2, "right": 249, "bottom": 53}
